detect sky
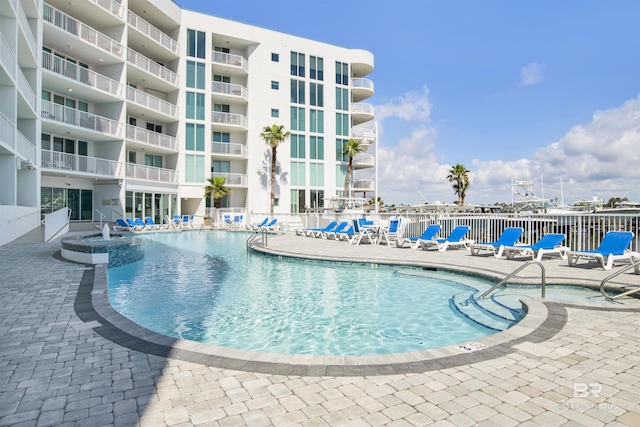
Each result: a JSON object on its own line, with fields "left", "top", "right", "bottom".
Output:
{"left": 178, "top": 0, "right": 640, "bottom": 206}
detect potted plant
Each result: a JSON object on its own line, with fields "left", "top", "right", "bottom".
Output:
{"left": 203, "top": 176, "right": 231, "bottom": 227}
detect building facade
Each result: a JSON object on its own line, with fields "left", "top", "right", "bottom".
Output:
{"left": 0, "top": 0, "right": 375, "bottom": 245}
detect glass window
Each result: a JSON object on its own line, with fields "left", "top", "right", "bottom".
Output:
{"left": 290, "top": 161, "right": 305, "bottom": 186}
{"left": 271, "top": 108, "right": 279, "bottom": 118}
{"left": 336, "top": 61, "right": 349, "bottom": 85}
{"left": 290, "top": 107, "right": 305, "bottom": 131}
{"left": 310, "top": 83, "right": 323, "bottom": 107}
{"left": 310, "top": 190, "right": 324, "bottom": 210}
{"left": 196, "top": 93, "right": 205, "bottom": 120}
{"left": 213, "top": 132, "right": 230, "bottom": 143}
{"left": 186, "top": 92, "right": 195, "bottom": 119}
{"left": 336, "top": 138, "right": 349, "bottom": 161}
{"left": 129, "top": 150, "right": 137, "bottom": 163}
{"left": 290, "top": 134, "right": 305, "bottom": 159}
{"left": 290, "top": 51, "right": 305, "bottom": 77}
{"left": 310, "top": 163, "right": 324, "bottom": 186}
{"left": 272, "top": 52, "right": 279, "bottom": 62}
{"left": 41, "top": 134, "right": 51, "bottom": 150}
{"left": 336, "top": 88, "right": 349, "bottom": 111}
{"left": 187, "top": 61, "right": 205, "bottom": 89}
{"left": 271, "top": 81, "right": 279, "bottom": 90}
{"left": 185, "top": 123, "right": 195, "bottom": 150}
{"left": 187, "top": 29, "right": 206, "bottom": 58}
{"left": 196, "top": 124, "right": 205, "bottom": 151}
{"left": 310, "top": 56, "right": 324, "bottom": 81}
{"left": 310, "top": 109, "right": 324, "bottom": 133}
{"left": 310, "top": 136, "right": 324, "bottom": 160}
{"left": 290, "top": 79, "right": 305, "bottom": 104}
{"left": 185, "top": 155, "right": 205, "bottom": 182}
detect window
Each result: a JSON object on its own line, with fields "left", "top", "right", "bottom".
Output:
{"left": 310, "top": 56, "right": 323, "bottom": 81}
{"left": 290, "top": 134, "right": 305, "bottom": 159}
{"left": 290, "top": 51, "right": 305, "bottom": 77}
{"left": 310, "top": 83, "right": 323, "bottom": 107}
{"left": 336, "top": 138, "right": 349, "bottom": 161}
{"left": 290, "top": 107, "right": 305, "bottom": 131}
{"left": 310, "top": 109, "right": 324, "bottom": 133}
{"left": 145, "top": 154, "right": 162, "bottom": 168}
{"left": 290, "top": 79, "right": 305, "bottom": 104}
{"left": 309, "top": 163, "right": 324, "bottom": 186}
{"left": 185, "top": 123, "right": 205, "bottom": 151}
{"left": 310, "top": 136, "right": 324, "bottom": 160}
{"left": 336, "top": 61, "right": 349, "bottom": 85}
{"left": 336, "top": 113, "right": 349, "bottom": 137}
{"left": 186, "top": 61, "right": 205, "bottom": 89}
{"left": 146, "top": 122, "right": 161, "bottom": 133}
{"left": 213, "top": 132, "right": 230, "bottom": 143}
{"left": 272, "top": 52, "right": 279, "bottom": 62}
{"left": 336, "top": 164, "right": 347, "bottom": 189}
{"left": 185, "top": 154, "right": 205, "bottom": 182}
{"left": 310, "top": 190, "right": 324, "bottom": 211}
{"left": 214, "top": 103, "right": 230, "bottom": 113}
{"left": 186, "top": 92, "right": 205, "bottom": 120}
{"left": 212, "top": 160, "right": 230, "bottom": 174}
{"left": 290, "top": 162, "right": 306, "bottom": 186}
{"left": 271, "top": 81, "right": 279, "bottom": 90}
{"left": 187, "top": 29, "right": 206, "bottom": 58}
{"left": 336, "top": 87, "right": 349, "bottom": 111}
{"left": 271, "top": 108, "right": 279, "bottom": 118}
{"left": 128, "top": 151, "right": 137, "bottom": 163}
{"left": 290, "top": 189, "right": 306, "bottom": 214}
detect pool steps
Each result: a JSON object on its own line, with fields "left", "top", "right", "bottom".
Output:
{"left": 450, "top": 290, "right": 522, "bottom": 331}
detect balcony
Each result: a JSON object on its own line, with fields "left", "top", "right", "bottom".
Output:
{"left": 42, "top": 51, "right": 123, "bottom": 99}
{"left": 126, "top": 86, "right": 178, "bottom": 119}
{"left": 127, "top": 48, "right": 178, "bottom": 88}
{"left": 41, "top": 100, "right": 123, "bottom": 138}
{"left": 212, "top": 81, "right": 248, "bottom": 101}
{"left": 352, "top": 123, "right": 377, "bottom": 142}
{"left": 353, "top": 153, "right": 375, "bottom": 169}
{"left": 126, "top": 163, "right": 177, "bottom": 184}
{"left": 126, "top": 125, "right": 178, "bottom": 153}
{"left": 43, "top": 3, "right": 124, "bottom": 59}
{"left": 351, "top": 78, "right": 374, "bottom": 102}
{"left": 16, "top": 67, "right": 36, "bottom": 114}
{"left": 0, "top": 33, "right": 15, "bottom": 81}
{"left": 0, "top": 113, "right": 14, "bottom": 151}
{"left": 212, "top": 172, "right": 247, "bottom": 187}
{"left": 211, "top": 142, "right": 247, "bottom": 158}
{"left": 211, "top": 51, "right": 248, "bottom": 75}
{"left": 211, "top": 111, "right": 248, "bottom": 129}
{"left": 127, "top": 10, "right": 179, "bottom": 57}
{"left": 41, "top": 149, "right": 122, "bottom": 177}
{"left": 352, "top": 179, "right": 375, "bottom": 192}
{"left": 89, "top": 0, "right": 125, "bottom": 19}
{"left": 350, "top": 102, "right": 375, "bottom": 126}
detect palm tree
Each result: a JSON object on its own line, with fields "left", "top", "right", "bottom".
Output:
{"left": 368, "top": 196, "right": 384, "bottom": 210}
{"left": 260, "top": 124, "right": 290, "bottom": 214}
{"left": 203, "top": 176, "right": 232, "bottom": 224}
{"left": 447, "top": 164, "right": 470, "bottom": 205}
{"left": 342, "top": 138, "right": 367, "bottom": 198}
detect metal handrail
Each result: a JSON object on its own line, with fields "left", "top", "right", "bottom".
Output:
{"left": 478, "top": 260, "right": 546, "bottom": 299}
{"left": 93, "top": 209, "right": 106, "bottom": 229}
{"left": 246, "top": 229, "right": 268, "bottom": 251}
{"left": 599, "top": 259, "right": 640, "bottom": 302}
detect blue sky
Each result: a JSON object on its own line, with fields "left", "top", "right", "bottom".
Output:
{"left": 179, "top": 0, "right": 640, "bottom": 206}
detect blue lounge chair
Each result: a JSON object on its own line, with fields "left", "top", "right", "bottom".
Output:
{"left": 335, "top": 225, "right": 354, "bottom": 241}
{"left": 145, "top": 216, "right": 166, "bottom": 229}
{"left": 397, "top": 224, "right": 441, "bottom": 248}
{"left": 420, "top": 225, "right": 472, "bottom": 252}
{"left": 504, "top": 234, "right": 568, "bottom": 261}
{"left": 125, "top": 218, "right": 143, "bottom": 231}
{"left": 377, "top": 218, "right": 405, "bottom": 246}
{"left": 134, "top": 217, "right": 153, "bottom": 230}
{"left": 114, "top": 218, "right": 134, "bottom": 231}
{"left": 470, "top": 227, "right": 524, "bottom": 257}
{"left": 181, "top": 215, "right": 192, "bottom": 229}
{"left": 297, "top": 221, "right": 338, "bottom": 237}
{"left": 323, "top": 221, "right": 350, "bottom": 239}
{"left": 249, "top": 217, "right": 269, "bottom": 230}
{"left": 349, "top": 219, "right": 376, "bottom": 245}
{"left": 567, "top": 231, "right": 635, "bottom": 270}
{"left": 259, "top": 219, "right": 278, "bottom": 231}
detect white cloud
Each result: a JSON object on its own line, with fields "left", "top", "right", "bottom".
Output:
{"left": 375, "top": 85, "right": 432, "bottom": 122}
{"left": 519, "top": 62, "right": 545, "bottom": 86}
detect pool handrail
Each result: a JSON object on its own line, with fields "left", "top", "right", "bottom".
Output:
{"left": 478, "top": 260, "right": 546, "bottom": 299}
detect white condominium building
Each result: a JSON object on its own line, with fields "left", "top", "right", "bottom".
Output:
{"left": 0, "top": 0, "right": 375, "bottom": 245}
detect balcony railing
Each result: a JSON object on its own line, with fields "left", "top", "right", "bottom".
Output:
{"left": 43, "top": 3, "right": 124, "bottom": 58}
{"left": 126, "top": 86, "right": 178, "bottom": 118}
{"left": 353, "top": 153, "right": 375, "bottom": 166}
{"left": 211, "top": 142, "right": 247, "bottom": 157}
{"left": 41, "top": 100, "right": 123, "bottom": 137}
{"left": 211, "top": 111, "right": 247, "bottom": 128}
{"left": 126, "top": 163, "right": 177, "bottom": 183}
{"left": 41, "top": 149, "right": 122, "bottom": 177}
{"left": 351, "top": 78, "right": 374, "bottom": 91}
{"left": 17, "top": 0, "right": 37, "bottom": 54}
{"left": 16, "top": 130, "right": 35, "bottom": 164}
{"left": 127, "top": 48, "right": 178, "bottom": 86}
{"left": 351, "top": 102, "right": 375, "bottom": 116}
{"left": 89, "top": 0, "right": 125, "bottom": 18}
{"left": 212, "top": 81, "right": 248, "bottom": 99}
{"left": 0, "top": 34, "right": 15, "bottom": 80}
{"left": 0, "top": 113, "right": 14, "bottom": 150}
{"left": 126, "top": 125, "right": 178, "bottom": 152}
{"left": 352, "top": 124, "right": 376, "bottom": 141}
{"left": 127, "top": 11, "right": 179, "bottom": 54}
{"left": 42, "top": 51, "right": 123, "bottom": 97}
{"left": 352, "top": 179, "right": 375, "bottom": 191}
{"left": 212, "top": 51, "right": 248, "bottom": 72}
{"left": 212, "top": 172, "right": 247, "bottom": 186}
{"left": 16, "top": 67, "right": 36, "bottom": 112}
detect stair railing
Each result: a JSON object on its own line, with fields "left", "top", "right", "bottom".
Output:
{"left": 478, "top": 260, "right": 546, "bottom": 299}
{"left": 599, "top": 259, "right": 640, "bottom": 302}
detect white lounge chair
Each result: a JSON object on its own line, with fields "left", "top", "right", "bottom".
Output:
{"left": 504, "top": 233, "right": 568, "bottom": 261}
{"left": 396, "top": 224, "right": 441, "bottom": 249}
{"left": 567, "top": 231, "right": 635, "bottom": 270}
{"left": 470, "top": 227, "right": 523, "bottom": 257}
{"left": 420, "top": 225, "right": 473, "bottom": 252}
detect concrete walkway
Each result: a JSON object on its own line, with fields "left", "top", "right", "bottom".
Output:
{"left": 0, "top": 228, "right": 639, "bottom": 426}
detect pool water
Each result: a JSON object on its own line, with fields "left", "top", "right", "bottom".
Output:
{"left": 109, "top": 231, "right": 505, "bottom": 355}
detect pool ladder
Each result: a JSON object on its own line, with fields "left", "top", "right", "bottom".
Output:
{"left": 478, "top": 260, "right": 546, "bottom": 300}
{"left": 246, "top": 229, "right": 268, "bottom": 251}
{"left": 599, "top": 259, "right": 640, "bottom": 302}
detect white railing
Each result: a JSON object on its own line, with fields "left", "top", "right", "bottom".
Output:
{"left": 0, "top": 34, "right": 15, "bottom": 80}
{"left": 211, "top": 142, "right": 247, "bottom": 157}
{"left": 89, "top": 0, "right": 125, "bottom": 18}
{"left": 126, "top": 125, "right": 178, "bottom": 151}
{"left": 43, "top": 3, "right": 124, "bottom": 58}
{"left": 17, "top": 0, "right": 37, "bottom": 54}
{"left": 352, "top": 179, "right": 375, "bottom": 191}
{"left": 212, "top": 51, "right": 248, "bottom": 72}
{"left": 44, "top": 207, "right": 70, "bottom": 243}
{"left": 16, "top": 68, "right": 36, "bottom": 112}
{"left": 127, "top": 10, "right": 179, "bottom": 54}
{"left": 42, "top": 51, "right": 123, "bottom": 97}
{"left": 352, "top": 124, "right": 376, "bottom": 141}
{"left": 41, "top": 100, "right": 123, "bottom": 137}
{"left": 211, "top": 111, "right": 247, "bottom": 128}
{"left": 126, "top": 86, "right": 178, "bottom": 118}
{"left": 351, "top": 102, "right": 375, "bottom": 116}
{"left": 351, "top": 78, "right": 374, "bottom": 92}
{"left": 212, "top": 81, "right": 248, "bottom": 99}
{"left": 0, "top": 113, "right": 14, "bottom": 150}
{"left": 125, "top": 163, "right": 177, "bottom": 183}
{"left": 41, "top": 149, "right": 122, "bottom": 177}
{"left": 353, "top": 153, "right": 374, "bottom": 166}
{"left": 16, "top": 130, "right": 35, "bottom": 163}
{"left": 127, "top": 48, "right": 178, "bottom": 86}
{"left": 212, "top": 172, "right": 247, "bottom": 186}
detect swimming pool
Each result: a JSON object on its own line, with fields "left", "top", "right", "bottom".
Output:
{"left": 108, "top": 231, "right": 511, "bottom": 355}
